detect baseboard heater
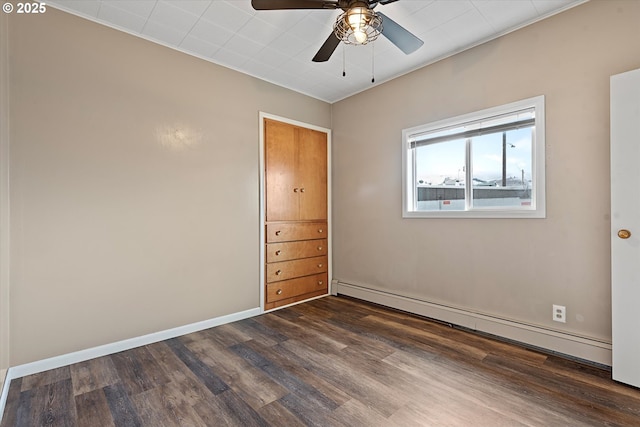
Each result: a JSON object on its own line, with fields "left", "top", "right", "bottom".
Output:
{"left": 334, "top": 280, "right": 612, "bottom": 367}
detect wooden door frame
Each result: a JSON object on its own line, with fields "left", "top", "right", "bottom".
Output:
{"left": 258, "top": 112, "right": 333, "bottom": 312}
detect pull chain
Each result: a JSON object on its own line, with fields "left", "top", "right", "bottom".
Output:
{"left": 371, "top": 42, "right": 375, "bottom": 83}
{"left": 342, "top": 44, "right": 346, "bottom": 77}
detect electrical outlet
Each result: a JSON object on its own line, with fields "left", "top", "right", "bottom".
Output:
{"left": 553, "top": 304, "right": 566, "bottom": 323}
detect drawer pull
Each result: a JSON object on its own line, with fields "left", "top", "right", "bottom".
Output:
{"left": 317, "top": 246, "right": 323, "bottom": 251}
{"left": 293, "top": 188, "right": 299, "bottom": 193}
{"left": 318, "top": 229, "right": 323, "bottom": 233}
{"left": 300, "top": 188, "right": 305, "bottom": 193}
{"left": 275, "top": 250, "right": 281, "bottom": 256}
{"left": 317, "top": 263, "right": 323, "bottom": 268}
{"left": 276, "top": 289, "right": 283, "bottom": 295}
{"left": 275, "top": 270, "right": 282, "bottom": 275}
{"left": 275, "top": 230, "right": 281, "bottom": 236}
{"left": 318, "top": 281, "right": 323, "bottom": 285}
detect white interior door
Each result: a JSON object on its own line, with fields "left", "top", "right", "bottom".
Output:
{"left": 611, "top": 68, "right": 640, "bottom": 388}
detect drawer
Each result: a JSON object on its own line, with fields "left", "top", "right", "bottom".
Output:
{"left": 266, "top": 222, "right": 327, "bottom": 243}
{"left": 266, "top": 239, "right": 327, "bottom": 263}
{"left": 266, "top": 273, "right": 328, "bottom": 303}
{"left": 266, "top": 255, "right": 328, "bottom": 283}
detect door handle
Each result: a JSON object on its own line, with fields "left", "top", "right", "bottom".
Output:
{"left": 618, "top": 229, "right": 631, "bottom": 239}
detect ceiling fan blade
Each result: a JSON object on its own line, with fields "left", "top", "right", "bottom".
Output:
{"left": 366, "top": 0, "right": 398, "bottom": 7}
{"left": 378, "top": 12, "right": 424, "bottom": 55}
{"left": 251, "top": 0, "right": 338, "bottom": 10}
{"left": 312, "top": 32, "right": 341, "bottom": 62}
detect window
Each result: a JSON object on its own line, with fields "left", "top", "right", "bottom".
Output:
{"left": 402, "top": 96, "right": 545, "bottom": 218}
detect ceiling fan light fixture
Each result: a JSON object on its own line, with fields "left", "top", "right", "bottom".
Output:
{"left": 334, "top": 5, "right": 382, "bottom": 45}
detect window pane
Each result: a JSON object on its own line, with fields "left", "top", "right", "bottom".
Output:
{"left": 471, "top": 128, "right": 532, "bottom": 208}
{"left": 402, "top": 95, "right": 545, "bottom": 218}
{"left": 415, "top": 139, "right": 466, "bottom": 211}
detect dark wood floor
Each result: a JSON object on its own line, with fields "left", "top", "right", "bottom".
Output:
{"left": 2, "top": 296, "right": 640, "bottom": 426}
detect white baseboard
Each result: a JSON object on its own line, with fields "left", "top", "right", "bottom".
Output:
{"left": 336, "top": 281, "right": 612, "bottom": 366}
{"left": 0, "top": 306, "right": 261, "bottom": 423}
{"left": 0, "top": 369, "right": 7, "bottom": 413}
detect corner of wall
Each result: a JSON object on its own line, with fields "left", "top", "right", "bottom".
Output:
{"left": 0, "top": 10, "right": 11, "bottom": 373}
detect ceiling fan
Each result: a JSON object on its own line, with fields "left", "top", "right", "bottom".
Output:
{"left": 251, "top": 0, "right": 424, "bottom": 62}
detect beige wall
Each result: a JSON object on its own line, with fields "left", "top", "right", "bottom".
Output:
{"left": 7, "top": 9, "right": 331, "bottom": 365}
{"left": 332, "top": 0, "right": 640, "bottom": 344}
{"left": 6, "top": 0, "right": 639, "bottom": 368}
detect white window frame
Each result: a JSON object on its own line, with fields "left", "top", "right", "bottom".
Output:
{"left": 402, "top": 95, "right": 546, "bottom": 219}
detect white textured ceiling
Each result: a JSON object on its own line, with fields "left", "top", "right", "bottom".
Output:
{"left": 47, "top": 0, "right": 586, "bottom": 103}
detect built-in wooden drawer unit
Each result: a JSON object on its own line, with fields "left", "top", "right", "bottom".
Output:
{"left": 263, "top": 119, "right": 329, "bottom": 310}
{"left": 266, "top": 273, "right": 328, "bottom": 303}
{"left": 266, "top": 255, "right": 328, "bottom": 283}
{"left": 266, "top": 222, "right": 327, "bottom": 243}
{"left": 266, "top": 239, "right": 327, "bottom": 263}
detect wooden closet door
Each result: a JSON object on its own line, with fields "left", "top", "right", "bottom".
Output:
{"left": 265, "top": 119, "right": 298, "bottom": 221}
{"left": 297, "top": 127, "right": 327, "bottom": 220}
